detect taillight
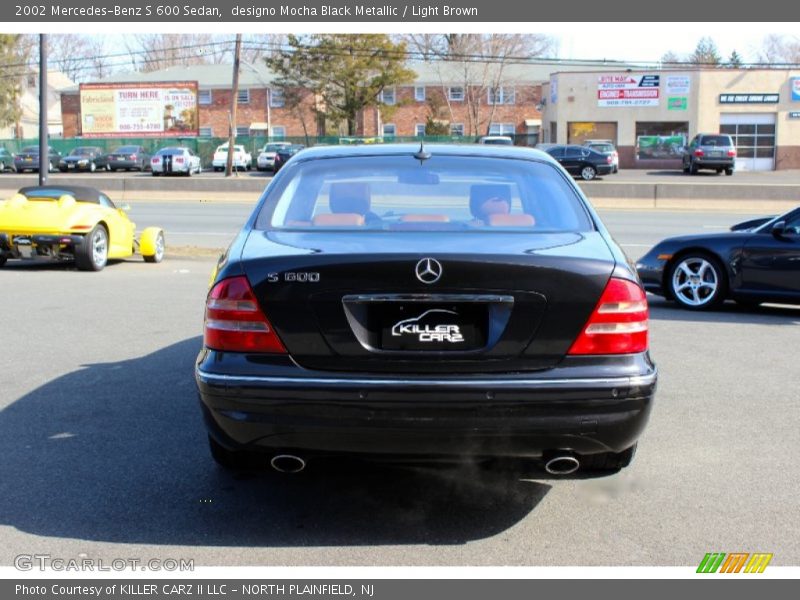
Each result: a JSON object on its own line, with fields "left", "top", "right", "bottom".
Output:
{"left": 568, "top": 278, "right": 648, "bottom": 355}
{"left": 129, "top": 154, "right": 137, "bottom": 159}
{"left": 175, "top": 157, "right": 185, "bottom": 163}
{"left": 606, "top": 156, "right": 613, "bottom": 164}
{"left": 727, "top": 149, "right": 736, "bottom": 157}
{"left": 694, "top": 149, "right": 704, "bottom": 157}
{"left": 204, "top": 276, "right": 286, "bottom": 353}
{"left": 151, "top": 158, "right": 159, "bottom": 164}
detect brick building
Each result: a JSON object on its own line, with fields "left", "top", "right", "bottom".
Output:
{"left": 60, "top": 61, "right": 555, "bottom": 143}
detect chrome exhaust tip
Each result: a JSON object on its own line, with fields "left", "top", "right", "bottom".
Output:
{"left": 270, "top": 454, "right": 306, "bottom": 474}
{"left": 544, "top": 454, "right": 580, "bottom": 475}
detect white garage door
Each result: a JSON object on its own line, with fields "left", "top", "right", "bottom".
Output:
{"left": 720, "top": 113, "right": 776, "bottom": 171}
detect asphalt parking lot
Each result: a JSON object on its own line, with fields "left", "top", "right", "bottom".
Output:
{"left": 0, "top": 210, "right": 798, "bottom": 567}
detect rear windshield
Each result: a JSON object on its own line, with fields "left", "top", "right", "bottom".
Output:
{"left": 264, "top": 144, "right": 289, "bottom": 152}
{"left": 257, "top": 155, "right": 593, "bottom": 232}
{"left": 157, "top": 148, "right": 184, "bottom": 155}
{"left": 588, "top": 143, "right": 614, "bottom": 153}
{"left": 114, "top": 146, "right": 140, "bottom": 153}
{"left": 70, "top": 147, "right": 95, "bottom": 155}
{"left": 701, "top": 135, "right": 733, "bottom": 146}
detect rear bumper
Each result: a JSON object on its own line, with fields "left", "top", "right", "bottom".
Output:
{"left": 196, "top": 352, "right": 657, "bottom": 459}
{"left": 694, "top": 158, "right": 734, "bottom": 169}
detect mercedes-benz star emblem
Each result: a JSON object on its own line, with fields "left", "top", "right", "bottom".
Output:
{"left": 415, "top": 258, "right": 442, "bottom": 284}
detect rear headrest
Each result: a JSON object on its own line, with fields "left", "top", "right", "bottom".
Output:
{"left": 329, "top": 182, "right": 370, "bottom": 215}
{"left": 470, "top": 184, "right": 512, "bottom": 219}
{"left": 487, "top": 213, "right": 535, "bottom": 227}
{"left": 312, "top": 213, "right": 365, "bottom": 227}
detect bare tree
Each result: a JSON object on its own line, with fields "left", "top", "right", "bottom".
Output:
{"left": 123, "top": 34, "right": 231, "bottom": 72}
{"left": 758, "top": 34, "right": 800, "bottom": 65}
{"left": 408, "top": 34, "right": 556, "bottom": 136}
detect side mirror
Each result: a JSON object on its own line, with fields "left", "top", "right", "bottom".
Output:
{"left": 118, "top": 203, "right": 131, "bottom": 212}
{"left": 771, "top": 220, "right": 786, "bottom": 238}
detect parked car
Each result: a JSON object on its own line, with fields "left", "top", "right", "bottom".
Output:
{"left": 196, "top": 143, "right": 656, "bottom": 476}
{"left": 637, "top": 206, "right": 800, "bottom": 310}
{"left": 58, "top": 146, "right": 107, "bottom": 173}
{"left": 543, "top": 144, "right": 615, "bottom": 180}
{"left": 256, "top": 142, "right": 292, "bottom": 171}
{"left": 13, "top": 146, "right": 61, "bottom": 173}
{"left": 272, "top": 144, "right": 305, "bottom": 173}
{"left": 583, "top": 139, "right": 619, "bottom": 173}
{"left": 151, "top": 147, "right": 202, "bottom": 177}
{"left": 0, "top": 147, "right": 14, "bottom": 173}
{"left": 212, "top": 144, "right": 252, "bottom": 171}
{"left": 478, "top": 135, "right": 514, "bottom": 145}
{"left": 105, "top": 145, "right": 151, "bottom": 171}
{"left": 682, "top": 133, "right": 736, "bottom": 175}
{"left": 0, "top": 185, "right": 164, "bottom": 271}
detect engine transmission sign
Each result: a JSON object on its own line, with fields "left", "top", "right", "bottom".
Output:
{"left": 79, "top": 81, "right": 199, "bottom": 138}
{"left": 598, "top": 74, "right": 660, "bottom": 107}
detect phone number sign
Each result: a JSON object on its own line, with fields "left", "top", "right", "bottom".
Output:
{"left": 598, "top": 75, "right": 660, "bottom": 107}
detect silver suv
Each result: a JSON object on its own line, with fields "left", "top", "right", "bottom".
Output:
{"left": 683, "top": 133, "right": 736, "bottom": 176}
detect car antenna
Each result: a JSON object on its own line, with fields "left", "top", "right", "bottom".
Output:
{"left": 413, "top": 141, "right": 431, "bottom": 162}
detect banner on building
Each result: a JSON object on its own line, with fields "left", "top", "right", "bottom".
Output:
{"left": 666, "top": 75, "right": 691, "bottom": 95}
{"left": 598, "top": 75, "right": 660, "bottom": 107}
{"left": 79, "top": 82, "right": 199, "bottom": 138}
{"left": 791, "top": 77, "right": 800, "bottom": 102}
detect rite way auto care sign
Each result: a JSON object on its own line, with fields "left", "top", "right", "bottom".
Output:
{"left": 598, "top": 75, "right": 660, "bottom": 107}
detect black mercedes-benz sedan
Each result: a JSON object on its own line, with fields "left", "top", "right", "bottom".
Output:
{"left": 195, "top": 144, "right": 657, "bottom": 476}
{"left": 637, "top": 206, "right": 800, "bottom": 310}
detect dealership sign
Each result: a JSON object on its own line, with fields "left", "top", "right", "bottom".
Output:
{"left": 719, "top": 93, "right": 779, "bottom": 104}
{"left": 79, "top": 82, "right": 199, "bottom": 138}
{"left": 598, "top": 75, "right": 660, "bottom": 107}
{"left": 791, "top": 77, "right": 800, "bottom": 101}
{"left": 668, "top": 97, "right": 688, "bottom": 111}
{"left": 666, "top": 75, "right": 691, "bottom": 95}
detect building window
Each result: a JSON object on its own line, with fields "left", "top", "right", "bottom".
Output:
{"left": 199, "top": 126, "right": 213, "bottom": 137}
{"left": 270, "top": 89, "right": 285, "bottom": 108}
{"left": 235, "top": 126, "right": 250, "bottom": 137}
{"left": 414, "top": 86, "right": 426, "bottom": 102}
{"left": 415, "top": 123, "right": 426, "bottom": 137}
{"left": 635, "top": 122, "right": 688, "bottom": 160}
{"left": 382, "top": 123, "right": 397, "bottom": 137}
{"left": 489, "top": 123, "right": 516, "bottom": 135}
{"left": 450, "top": 123, "right": 465, "bottom": 136}
{"left": 237, "top": 89, "right": 250, "bottom": 104}
{"left": 198, "top": 90, "right": 212, "bottom": 105}
{"left": 488, "top": 87, "right": 515, "bottom": 105}
{"left": 271, "top": 126, "right": 286, "bottom": 139}
{"left": 380, "top": 87, "right": 396, "bottom": 105}
{"left": 449, "top": 87, "right": 464, "bottom": 102}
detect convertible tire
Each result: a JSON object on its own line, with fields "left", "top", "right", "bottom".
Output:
{"left": 142, "top": 229, "right": 165, "bottom": 263}
{"left": 208, "top": 435, "right": 263, "bottom": 471}
{"left": 725, "top": 167, "right": 734, "bottom": 176}
{"left": 580, "top": 165, "right": 597, "bottom": 181}
{"left": 0, "top": 256, "right": 7, "bottom": 267}
{"left": 75, "top": 225, "right": 109, "bottom": 272}
{"left": 689, "top": 160, "right": 698, "bottom": 175}
{"left": 580, "top": 444, "right": 637, "bottom": 475}
{"left": 668, "top": 253, "right": 726, "bottom": 310}
{"left": 89, "top": 161, "right": 96, "bottom": 173}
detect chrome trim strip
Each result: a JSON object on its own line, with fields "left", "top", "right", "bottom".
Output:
{"left": 342, "top": 293, "right": 514, "bottom": 304}
{"left": 196, "top": 368, "right": 657, "bottom": 390}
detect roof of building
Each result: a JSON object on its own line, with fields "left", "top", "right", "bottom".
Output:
{"left": 62, "top": 59, "right": 649, "bottom": 94}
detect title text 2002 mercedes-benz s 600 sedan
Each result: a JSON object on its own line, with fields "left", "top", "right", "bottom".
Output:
{"left": 195, "top": 144, "right": 657, "bottom": 477}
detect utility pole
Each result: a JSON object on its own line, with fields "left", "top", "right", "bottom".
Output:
{"left": 38, "top": 34, "right": 48, "bottom": 185}
{"left": 225, "top": 34, "right": 242, "bottom": 177}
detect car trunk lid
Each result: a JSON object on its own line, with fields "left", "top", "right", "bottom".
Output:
{"left": 239, "top": 230, "right": 616, "bottom": 373}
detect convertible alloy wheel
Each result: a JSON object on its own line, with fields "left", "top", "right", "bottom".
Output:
{"left": 580, "top": 165, "right": 596, "bottom": 180}
{"left": 670, "top": 255, "right": 724, "bottom": 309}
{"left": 75, "top": 225, "right": 109, "bottom": 271}
{"left": 143, "top": 231, "right": 165, "bottom": 263}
